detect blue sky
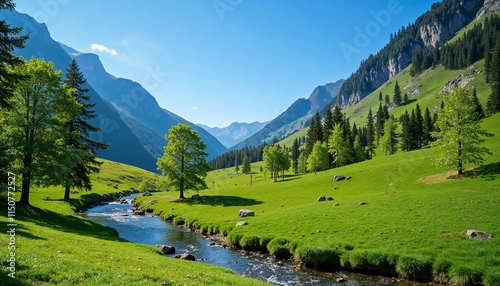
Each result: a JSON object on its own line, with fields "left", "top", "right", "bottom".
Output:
{"left": 16, "top": 0, "right": 438, "bottom": 127}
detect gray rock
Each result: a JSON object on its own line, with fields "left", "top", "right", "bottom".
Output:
{"left": 156, "top": 244, "right": 175, "bottom": 254}
{"left": 334, "top": 203, "right": 340, "bottom": 206}
{"left": 466, "top": 230, "right": 492, "bottom": 240}
{"left": 317, "top": 196, "right": 326, "bottom": 202}
{"left": 333, "top": 175, "right": 346, "bottom": 182}
{"left": 358, "top": 201, "right": 367, "bottom": 205}
{"left": 175, "top": 253, "right": 195, "bottom": 261}
{"left": 346, "top": 176, "right": 352, "bottom": 180}
{"left": 236, "top": 221, "right": 248, "bottom": 226}
{"left": 325, "top": 196, "right": 334, "bottom": 201}
{"left": 238, "top": 209, "right": 254, "bottom": 217}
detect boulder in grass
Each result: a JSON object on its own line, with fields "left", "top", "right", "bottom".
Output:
{"left": 156, "top": 244, "right": 175, "bottom": 254}
{"left": 317, "top": 196, "right": 326, "bottom": 202}
{"left": 175, "top": 253, "right": 195, "bottom": 261}
{"left": 466, "top": 230, "right": 492, "bottom": 240}
{"left": 236, "top": 221, "right": 248, "bottom": 227}
{"left": 333, "top": 175, "right": 346, "bottom": 182}
{"left": 238, "top": 209, "right": 254, "bottom": 217}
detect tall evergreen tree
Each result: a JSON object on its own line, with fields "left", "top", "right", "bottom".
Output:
{"left": 422, "top": 107, "right": 434, "bottom": 145}
{"left": 414, "top": 104, "right": 424, "bottom": 149}
{"left": 291, "top": 138, "right": 300, "bottom": 174}
{"left": 393, "top": 80, "right": 402, "bottom": 106}
{"left": 486, "top": 42, "right": 500, "bottom": 114}
{"left": 0, "top": 0, "right": 28, "bottom": 109}
{"left": 375, "top": 103, "right": 385, "bottom": 144}
{"left": 400, "top": 111, "right": 412, "bottom": 152}
{"left": 304, "top": 113, "right": 322, "bottom": 156}
{"left": 241, "top": 153, "right": 251, "bottom": 174}
{"left": 62, "top": 59, "right": 108, "bottom": 200}
{"left": 378, "top": 91, "right": 383, "bottom": 102}
{"left": 471, "top": 88, "right": 485, "bottom": 120}
{"left": 323, "top": 108, "right": 334, "bottom": 141}
{"left": 366, "top": 107, "right": 375, "bottom": 159}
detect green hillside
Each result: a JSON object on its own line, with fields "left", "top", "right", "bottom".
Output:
{"left": 137, "top": 113, "right": 500, "bottom": 284}
{"left": 0, "top": 160, "right": 265, "bottom": 286}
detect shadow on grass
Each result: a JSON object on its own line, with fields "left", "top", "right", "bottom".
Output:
{"left": 0, "top": 263, "right": 31, "bottom": 286}
{"left": 17, "top": 204, "right": 125, "bottom": 242}
{"left": 399, "top": 99, "right": 417, "bottom": 106}
{"left": 176, "top": 195, "right": 263, "bottom": 207}
{"left": 466, "top": 162, "right": 500, "bottom": 181}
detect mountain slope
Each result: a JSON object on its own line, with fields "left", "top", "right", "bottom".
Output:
{"left": 199, "top": 121, "right": 269, "bottom": 148}
{"left": 231, "top": 79, "right": 344, "bottom": 149}
{"left": 1, "top": 9, "right": 227, "bottom": 172}
{"left": 1, "top": 10, "right": 158, "bottom": 171}
{"left": 334, "top": 0, "right": 486, "bottom": 109}
{"left": 63, "top": 49, "right": 227, "bottom": 160}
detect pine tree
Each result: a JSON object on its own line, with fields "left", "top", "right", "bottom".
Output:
{"left": 393, "top": 80, "right": 402, "bottom": 105}
{"left": 422, "top": 107, "right": 434, "bottom": 145}
{"left": 400, "top": 111, "right": 412, "bottom": 152}
{"left": 414, "top": 104, "right": 424, "bottom": 149}
{"left": 304, "top": 113, "right": 322, "bottom": 156}
{"left": 323, "top": 108, "right": 334, "bottom": 141}
{"left": 375, "top": 103, "right": 385, "bottom": 144}
{"left": 471, "top": 88, "right": 485, "bottom": 120}
{"left": 486, "top": 42, "right": 500, "bottom": 114}
{"left": 242, "top": 153, "right": 251, "bottom": 174}
{"left": 62, "top": 59, "right": 108, "bottom": 199}
{"left": 366, "top": 108, "right": 375, "bottom": 159}
{"left": 385, "top": 94, "right": 390, "bottom": 105}
{"left": 291, "top": 138, "right": 300, "bottom": 174}
{"left": 0, "top": 0, "right": 28, "bottom": 109}
{"left": 378, "top": 91, "right": 383, "bottom": 102}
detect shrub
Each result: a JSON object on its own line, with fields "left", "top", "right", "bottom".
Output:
{"left": 267, "top": 238, "right": 292, "bottom": 259}
{"left": 396, "top": 255, "right": 433, "bottom": 281}
{"left": 345, "top": 251, "right": 397, "bottom": 276}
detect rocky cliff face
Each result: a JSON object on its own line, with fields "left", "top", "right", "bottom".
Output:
{"left": 476, "top": 0, "right": 500, "bottom": 19}
{"left": 338, "top": 0, "right": 486, "bottom": 109}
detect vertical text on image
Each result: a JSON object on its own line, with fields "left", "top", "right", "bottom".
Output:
{"left": 7, "top": 171, "right": 17, "bottom": 279}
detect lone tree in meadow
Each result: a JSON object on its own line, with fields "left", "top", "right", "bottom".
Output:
{"left": 157, "top": 124, "right": 211, "bottom": 199}
{"left": 432, "top": 87, "right": 493, "bottom": 175}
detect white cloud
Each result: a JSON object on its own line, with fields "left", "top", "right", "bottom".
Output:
{"left": 91, "top": 43, "right": 118, "bottom": 56}
{"left": 193, "top": 106, "right": 199, "bottom": 110}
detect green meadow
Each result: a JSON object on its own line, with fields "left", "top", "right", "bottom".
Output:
{"left": 0, "top": 160, "right": 266, "bottom": 286}
{"left": 136, "top": 114, "right": 500, "bottom": 285}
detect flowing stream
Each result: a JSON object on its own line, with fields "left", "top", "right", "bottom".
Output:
{"left": 83, "top": 194, "right": 414, "bottom": 286}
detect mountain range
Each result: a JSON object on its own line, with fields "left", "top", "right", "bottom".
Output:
{"left": 230, "top": 79, "right": 344, "bottom": 150}
{"left": 0, "top": 9, "right": 226, "bottom": 172}
{"left": 198, "top": 121, "right": 269, "bottom": 148}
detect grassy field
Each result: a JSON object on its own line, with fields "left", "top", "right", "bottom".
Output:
{"left": 136, "top": 114, "right": 500, "bottom": 285}
{"left": 0, "top": 160, "right": 266, "bottom": 286}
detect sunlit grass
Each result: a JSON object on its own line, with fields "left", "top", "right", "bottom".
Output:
{"left": 136, "top": 113, "right": 500, "bottom": 284}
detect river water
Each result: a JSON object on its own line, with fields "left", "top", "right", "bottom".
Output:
{"left": 83, "top": 194, "right": 413, "bottom": 285}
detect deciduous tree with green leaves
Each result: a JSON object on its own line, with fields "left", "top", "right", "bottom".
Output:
{"left": 0, "top": 58, "right": 79, "bottom": 205}
{"left": 432, "top": 87, "right": 493, "bottom": 175}
{"left": 157, "top": 124, "right": 211, "bottom": 199}
{"left": 306, "top": 141, "right": 329, "bottom": 174}
{"left": 263, "top": 145, "right": 290, "bottom": 182}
